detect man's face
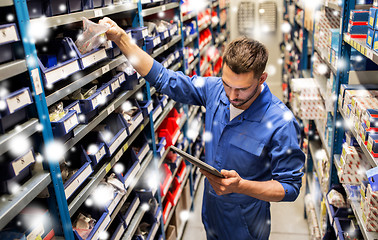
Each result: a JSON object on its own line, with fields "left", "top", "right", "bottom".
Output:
{"left": 221, "top": 64, "right": 263, "bottom": 110}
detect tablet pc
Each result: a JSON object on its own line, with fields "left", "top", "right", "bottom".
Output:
{"left": 170, "top": 146, "right": 224, "bottom": 178}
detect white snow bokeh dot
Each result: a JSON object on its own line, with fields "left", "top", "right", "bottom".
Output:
{"left": 194, "top": 77, "right": 205, "bottom": 88}
{"left": 9, "top": 135, "right": 30, "bottom": 157}
{"left": 122, "top": 101, "right": 133, "bottom": 112}
{"left": 99, "top": 231, "right": 109, "bottom": 240}
{"left": 141, "top": 203, "right": 150, "bottom": 211}
{"left": 203, "top": 131, "right": 213, "bottom": 142}
{"left": 6, "top": 14, "right": 14, "bottom": 22}
{"left": 283, "top": 111, "right": 293, "bottom": 121}
{"left": 266, "top": 121, "right": 273, "bottom": 129}
{"left": 136, "top": 92, "right": 144, "bottom": 101}
{"left": 44, "top": 141, "right": 66, "bottom": 162}
{"left": 87, "top": 144, "right": 99, "bottom": 155}
{"left": 92, "top": 184, "right": 114, "bottom": 207}
{"left": 266, "top": 65, "right": 277, "bottom": 76}
{"left": 281, "top": 22, "right": 291, "bottom": 33}
{"left": 113, "top": 163, "right": 125, "bottom": 174}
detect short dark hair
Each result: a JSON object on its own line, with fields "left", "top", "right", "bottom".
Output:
{"left": 222, "top": 37, "right": 269, "bottom": 78}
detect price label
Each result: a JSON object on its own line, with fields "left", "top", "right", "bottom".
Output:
{"left": 366, "top": 49, "right": 374, "bottom": 59}
{"left": 102, "top": 65, "right": 110, "bottom": 74}
{"left": 164, "top": 45, "right": 168, "bottom": 51}
{"left": 107, "top": 104, "right": 115, "bottom": 115}
{"left": 162, "top": 5, "right": 166, "bottom": 11}
{"left": 94, "top": 9, "right": 103, "bottom": 17}
{"left": 105, "top": 163, "right": 112, "bottom": 173}
{"left": 123, "top": 143, "right": 129, "bottom": 152}
{"left": 115, "top": 149, "right": 123, "bottom": 162}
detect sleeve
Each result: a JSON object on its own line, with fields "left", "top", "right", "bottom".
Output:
{"left": 144, "top": 60, "right": 209, "bottom": 106}
{"left": 269, "top": 120, "right": 305, "bottom": 202}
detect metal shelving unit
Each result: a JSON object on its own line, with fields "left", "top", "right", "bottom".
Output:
{"left": 344, "top": 33, "right": 378, "bottom": 65}
{"left": 0, "top": 172, "right": 51, "bottom": 230}
{"left": 182, "top": 11, "right": 197, "bottom": 22}
{"left": 121, "top": 207, "right": 146, "bottom": 240}
{"left": 0, "top": 60, "right": 27, "bottom": 82}
{"left": 68, "top": 117, "right": 151, "bottom": 216}
{"left": 314, "top": 46, "right": 337, "bottom": 74}
{"left": 141, "top": 2, "right": 179, "bottom": 16}
{"left": 29, "top": 3, "right": 138, "bottom": 28}
{"left": 199, "top": 22, "right": 210, "bottom": 32}
{"left": 184, "top": 32, "right": 198, "bottom": 46}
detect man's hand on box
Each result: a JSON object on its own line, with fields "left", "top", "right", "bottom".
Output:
{"left": 200, "top": 169, "right": 242, "bottom": 195}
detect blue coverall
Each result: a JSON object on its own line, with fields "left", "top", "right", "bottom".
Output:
{"left": 144, "top": 60, "right": 305, "bottom": 240}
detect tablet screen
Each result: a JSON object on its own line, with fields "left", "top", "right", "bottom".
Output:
{"left": 170, "top": 146, "right": 224, "bottom": 178}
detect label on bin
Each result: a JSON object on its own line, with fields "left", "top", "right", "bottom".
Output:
{"left": 6, "top": 89, "right": 32, "bottom": 114}
{"left": 108, "top": 192, "right": 123, "bottom": 214}
{"left": 81, "top": 49, "right": 107, "bottom": 69}
{"left": 12, "top": 149, "right": 35, "bottom": 176}
{"left": 111, "top": 79, "right": 121, "bottom": 91}
{"left": 118, "top": 73, "right": 126, "bottom": 84}
{"left": 0, "top": 25, "right": 19, "bottom": 44}
{"left": 164, "top": 31, "right": 169, "bottom": 39}
{"left": 95, "top": 145, "right": 106, "bottom": 163}
{"left": 138, "top": 144, "right": 150, "bottom": 161}
{"left": 109, "top": 130, "right": 128, "bottom": 155}
{"left": 153, "top": 37, "right": 161, "bottom": 46}
{"left": 101, "top": 85, "right": 111, "bottom": 97}
{"left": 63, "top": 113, "right": 79, "bottom": 133}
{"left": 64, "top": 163, "right": 92, "bottom": 199}
{"left": 91, "top": 94, "right": 100, "bottom": 109}
{"left": 31, "top": 68, "right": 43, "bottom": 96}
{"left": 126, "top": 198, "right": 140, "bottom": 225}
{"left": 153, "top": 105, "right": 162, "bottom": 121}
{"left": 128, "top": 113, "right": 143, "bottom": 134}
{"left": 45, "top": 60, "right": 80, "bottom": 85}
{"left": 124, "top": 163, "right": 140, "bottom": 188}
{"left": 26, "top": 223, "right": 44, "bottom": 240}
{"left": 142, "top": 29, "right": 149, "bottom": 39}
{"left": 69, "top": 103, "right": 81, "bottom": 114}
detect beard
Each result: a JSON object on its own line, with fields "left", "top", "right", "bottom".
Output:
{"left": 228, "top": 84, "right": 260, "bottom": 108}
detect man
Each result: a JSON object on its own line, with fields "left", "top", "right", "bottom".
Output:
{"left": 99, "top": 17, "right": 305, "bottom": 240}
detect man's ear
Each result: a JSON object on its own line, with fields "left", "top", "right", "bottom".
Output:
{"left": 259, "top": 72, "right": 268, "bottom": 85}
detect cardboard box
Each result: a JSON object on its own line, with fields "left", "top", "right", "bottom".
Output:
{"left": 350, "top": 10, "right": 370, "bottom": 22}
{"left": 369, "top": 7, "right": 378, "bottom": 29}
{"left": 367, "top": 27, "right": 376, "bottom": 48}
{"left": 166, "top": 225, "right": 177, "bottom": 240}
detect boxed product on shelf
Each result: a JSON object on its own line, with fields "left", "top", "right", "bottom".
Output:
{"left": 61, "top": 148, "right": 93, "bottom": 199}
{"left": 367, "top": 27, "right": 377, "bottom": 50}
{"left": 114, "top": 149, "right": 141, "bottom": 189}
{"left": 130, "top": 133, "right": 150, "bottom": 163}
{"left": 350, "top": 10, "right": 370, "bottom": 22}
{"left": 119, "top": 191, "right": 140, "bottom": 226}
{"left": 117, "top": 99, "right": 143, "bottom": 136}
{"left": 97, "top": 114, "right": 129, "bottom": 156}
{"left": 0, "top": 87, "right": 33, "bottom": 133}
{"left": 369, "top": 7, "right": 378, "bottom": 29}
{"left": 368, "top": 133, "right": 378, "bottom": 157}
{"left": 374, "top": 30, "right": 378, "bottom": 51}
{"left": 348, "top": 21, "right": 368, "bottom": 36}
{"left": 73, "top": 208, "right": 110, "bottom": 240}
{"left": 1, "top": 207, "right": 55, "bottom": 240}
{"left": 37, "top": 37, "right": 81, "bottom": 86}
{"left": 0, "top": 148, "right": 36, "bottom": 194}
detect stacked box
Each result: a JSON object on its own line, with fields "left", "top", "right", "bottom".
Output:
{"left": 339, "top": 144, "right": 370, "bottom": 184}
{"left": 361, "top": 184, "right": 378, "bottom": 231}
{"left": 314, "top": 8, "right": 340, "bottom": 57}
{"left": 367, "top": 7, "right": 378, "bottom": 51}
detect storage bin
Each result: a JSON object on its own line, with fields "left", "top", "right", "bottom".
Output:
{"left": 37, "top": 37, "right": 81, "bottom": 86}
{"left": 0, "top": 87, "right": 33, "bottom": 133}
{"left": 106, "top": 42, "right": 121, "bottom": 59}
{"left": 162, "top": 192, "right": 173, "bottom": 224}
{"left": 167, "top": 107, "right": 183, "bottom": 125}
{"left": 137, "top": 100, "right": 153, "bottom": 118}
{"left": 151, "top": 96, "right": 163, "bottom": 121}
{"left": 119, "top": 99, "right": 144, "bottom": 136}
{"left": 170, "top": 177, "right": 182, "bottom": 206}
{"left": 334, "top": 217, "right": 362, "bottom": 239}
{"left": 114, "top": 150, "right": 141, "bottom": 189}
{"left": 68, "top": 0, "right": 83, "bottom": 12}
{"left": 0, "top": 44, "right": 14, "bottom": 65}
{"left": 78, "top": 90, "right": 101, "bottom": 124}
{"left": 108, "top": 75, "right": 121, "bottom": 98}
{"left": 157, "top": 118, "right": 180, "bottom": 148}
{"left": 128, "top": 27, "right": 148, "bottom": 48}
{"left": 134, "top": 187, "right": 155, "bottom": 203}
{"left": 63, "top": 149, "right": 93, "bottom": 199}
{"left": 120, "top": 71, "right": 139, "bottom": 90}
{"left": 46, "top": 0, "right": 69, "bottom": 16}
{"left": 156, "top": 143, "right": 166, "bottom": 158}
{"left": 105, "top": 190, "right": 124, "bottom": 215}
{"left": 93, "top": 0, "right": 103, "bottom": 8}
{"left": 67, "top": 37, "right": 108, "bottom": 70}
{"left": 0, "top": 24, "right": 20, "bottom": 45}
{"left": 138, "top": 211, "right": 160, "bottom": 240}
{"left": 51, "top": 110, "right": 79, "bottom": 141}
{"left": 145, "top": 35, "right": 162, "bottom": 54}
{"left": 65, "top": 100, "right": 82, "bottom": 115}
{"left": 82, "top": 0, "right": 94, "bottom": 10}
{"left": 0, "top": 149, "right": 36, "bottom": 194}
{"left": 130, "top": 134, "right": 150, "bottom": 163}
{"left": 119, "top": 192, "right": 140, "bottom": 226}
{"left": 81, "top": 137, "right": 106, "bottom": 167}
{"left": 98, "top": 114, "right": 128, "bottom": 156}
{"left": 108, "top": 215, "right": 126, "bottom": 240}
{"left": 160, "top": 163, "right": 173, "bottom": 197}
{"left": 176, "top": 161, "right": 187, "bottom": 184}
{"left": 73, "top": 209, "right": 110, "bottom": 240}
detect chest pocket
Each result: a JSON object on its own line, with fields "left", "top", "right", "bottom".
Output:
{"left": 223, "top": 134, "right": 266, "bottom": 178}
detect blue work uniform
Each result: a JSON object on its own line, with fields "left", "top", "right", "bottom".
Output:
{"left": 145, "top": 60, "right": 305, "bottom": 240}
